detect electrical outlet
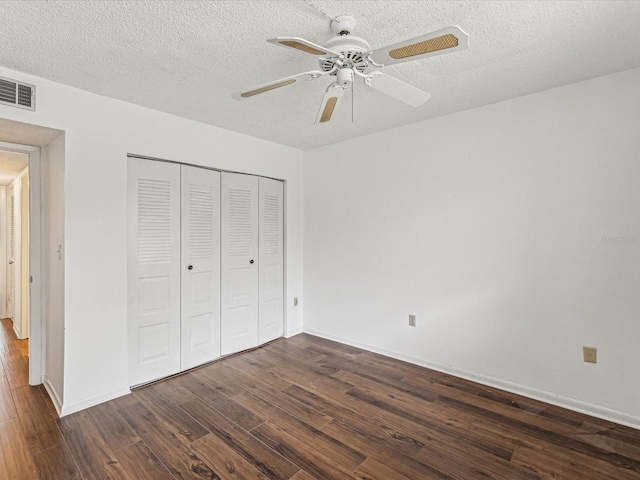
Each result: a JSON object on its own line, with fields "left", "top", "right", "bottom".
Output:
{"left": 583, "top": 346, "right": 597, "bottom": 364}
{"left": 293, "top": 297, "right": 299, "bottom": 307}
{"left": 409, "top": 314, "right": 416, "bottom": 327}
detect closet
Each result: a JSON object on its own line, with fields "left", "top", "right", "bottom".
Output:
{"left": 127, "top": 157, "right": 283, "bottom": 386}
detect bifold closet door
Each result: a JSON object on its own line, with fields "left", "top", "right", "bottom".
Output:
{"left": 221, "top": 173, "right": 259, "bottom": 355}
{"left": 128, "top": 159, "right": 181, "bottom": 386}
{"left": 258, "top": 177, "right": 284, "bottom": 344}
{"left": 180, "top": 166, "right": 221, "bottom": 370}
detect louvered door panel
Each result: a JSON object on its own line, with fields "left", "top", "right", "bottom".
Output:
{"left": 221, "top": 172, "right": 259, "bottom": 355}
{"left": 128, "top": 158, "right": 181, "bottom": 386}
{"left": 7, "top": 185, "right": 16, "bottom": 319}
{"left": 180, "top": 165, "right": 221, "bottom": 370}
{"left": 258, "top": 178, "right": 284, "bottom": 344}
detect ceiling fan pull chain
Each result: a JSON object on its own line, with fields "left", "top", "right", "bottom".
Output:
{"left": 303, "top": 0, "right": 339, "bottom": 23}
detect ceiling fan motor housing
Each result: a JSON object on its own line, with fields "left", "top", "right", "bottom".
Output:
{"left": 319, "top": 35, "right": 371, "bottom": 73}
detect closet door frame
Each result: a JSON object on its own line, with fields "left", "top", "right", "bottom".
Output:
{"left": 127, "top": 155, "right": 287, "bottom": 385}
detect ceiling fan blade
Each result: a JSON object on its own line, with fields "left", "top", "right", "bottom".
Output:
{"left": 315, "top": 84, "right": 345, "bottom": 124}
{"left": 268, "top": 37, "right": 341, "bottom": 57}
{"left": 232, "top": 70, "right": 323, "bottom": 100}
{"left": 366, "top": 72, "right": 431, "bottom": 107}
{"left": 367, "top": 26, "right": 469, "bottom": 66}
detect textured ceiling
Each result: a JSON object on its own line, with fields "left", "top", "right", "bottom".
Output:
{"left": 0, "top": 150, "right": 28, "bottom": 186}
{"left": 1, "top": 1, "right": 639, "bottom": 150}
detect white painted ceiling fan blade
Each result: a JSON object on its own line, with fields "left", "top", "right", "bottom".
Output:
{"left": 232, "top": 70, "right": 323, "bottom": 100}
{"left": 367, "top": 26, "right": 469, "bottom": 66}
{"left": 366, "top": 72, "right": 431, "bottom": 107}
{"left": 267, "top": 37, "right": 342, "bottom": 57}
{"left": 315, "top": 84, "right": 345, "bottom": 124}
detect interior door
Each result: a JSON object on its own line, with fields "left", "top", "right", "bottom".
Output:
{"left": 221, "top": 172, "right": 259, "bottom": 355}
{"left": 128, "top": 158, "right": 181, "bottom": 386}
{"left": 258, "top": 177, "right": 284, "bottom": 344}
{"left": 7, "top": 184, "right": 15, "bottom": 320}
{"left": 180, "top": 165, "right": 221, "bottom": 370}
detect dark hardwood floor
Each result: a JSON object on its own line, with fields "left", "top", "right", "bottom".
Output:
{"left": 2, "top": 317, "right": 640, "bottom": 479}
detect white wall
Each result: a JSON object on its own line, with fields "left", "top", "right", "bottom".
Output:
{"left": 304, "top": 67, "right": 640, "bottom": 429}
{"left": 0, "top": 65, "right": 304, "bottom": 415}
{"left": 44, "top": 132, "right": 65, "bottom": 410}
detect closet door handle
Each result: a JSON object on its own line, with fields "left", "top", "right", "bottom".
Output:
{"left": 249, "top": 259, "right": 254, "bottom": 264}
{"left": 188, "top": 265, "right": 193, "bottom": 270}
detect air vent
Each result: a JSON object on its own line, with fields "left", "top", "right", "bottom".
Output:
{"left": 0, "top": 76, "right": 36, "bottom": 111}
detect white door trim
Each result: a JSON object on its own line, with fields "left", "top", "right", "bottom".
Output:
{"left": 0, "top": 141, "right": 43, "bottom": 386}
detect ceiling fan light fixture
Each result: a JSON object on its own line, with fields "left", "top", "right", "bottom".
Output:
{"left": 241, "top": 78, "right": 297, "bottom": 98}
{"left": 320, "top": 97, "right": 338, "bottom": 123}
{"left": 389, "top": 33, "right": 459, "bottom": 59}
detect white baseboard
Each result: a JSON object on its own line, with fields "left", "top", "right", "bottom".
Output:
{"left": 304, "top": 328, "right": 640, "bottom": 431}
{"left": 42, "top": 376, "right": 63, "bottom": 416}
{"left": 60, "top": 387, "right": 131, "bottom": 417}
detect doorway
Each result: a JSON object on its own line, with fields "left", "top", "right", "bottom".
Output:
{"left": 0, "top": 141, "right": 42, "bottom": 386}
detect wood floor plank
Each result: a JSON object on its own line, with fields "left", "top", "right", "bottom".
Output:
{"left": 0, "top": 368, "right": 18, "bottom": 422}
{"left": 251, "top": 421, "right": 358, "bottom": 480}
{"left": 511, "top": 445, "right": 640, "bottom": 480}
{"left": 320, "top": 417, "right": 424, "bottom": 460}
{"left": 223, "top": 354, "right": 292, "bottom": 391}
{"left": 335, "top": 369, "right": 439, "bottom": 403}
{"left": 192, "top": 363, "right": 251, "bottom": 398}
{"left": 283, "top": 383, "right": 381, "bottom": 422}
{"left": 119, "top": 400, "right": 220, "bottom": 479}
{"left": 175, "top": 373, "right": 265, "bottom": 431}
{"left": 12, "top": 385, "right": 64, "bottom": 454}
{"left": 190, "top": 434, "right": 270, "bottom": 480}
{"left": 86, "top": 399, "right": 141, "bottom": 452}
{"left": 268, "top": 361, "right": 354, "bottom": 396}
{"left": 113, "top": 440, "right": 175, "bottom": 480}
{"left": 0, "top": 418, "right": 37, "bottom": 479}
{"left": 415, "top": 444, "right": 542, "bottom": 480}
{"left": 57, "top": 410, "right": 130, "bottom": 480}
{"left": 440, "top": 394, "right": 640, "bottom": 474}
{"left": 3, "top": 348, "right": 29, "bottom": 389}
{"left": 249, "top": 406, "right": 366, "bottom": 472}
{"left": 352, "top": 457, "right": 413, "bottom": 480}
{"left": 135, "top": 384, "right": 210, "bottom": 445}
{"left": 374, "top": 407, "right": 515, "bottom": 461}
{"left": 180, "top": 397, "right": 300, "bottom": 480}
{"left": 235, "top": 389, "right": 331, "bottom": 430}
{"left": 290, "top": 470, "right": 317, "bottom": 480}
{"left": 35, "top": 385, "right": 58, "bottom": 418}
{"left": 31, "top": 442, "right": 83, "bottom": 480}
{"left": 146, "top": 375, "right": 198, "bottom": 405}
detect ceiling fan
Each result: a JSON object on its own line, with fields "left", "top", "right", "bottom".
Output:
{"left": 232, "top": 15, "right": 469, "bottom": 124}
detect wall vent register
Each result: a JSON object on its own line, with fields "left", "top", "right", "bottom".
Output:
{"left": 0, "top": 75, "right": 36, "bottom": 111}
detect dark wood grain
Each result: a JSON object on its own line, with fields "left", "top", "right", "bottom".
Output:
{"left": 3, "top": 322, "right": 640, "bottom": 480}
{"left": 113, "top": 440, "right": 175, "bottom": 480}
{"left": 119, "top": 400, "right": 220, "bottom": 479}
{"left": 0, "top": 418, "right": 37, "bottom": 479}
{"left": 12, "top": 385, "right": 64, "bottom": 454}
{"left": 180, "top": 397, "right": 300, "bottom": 480}
{"left": 57, "top": 410, "right": 130, "bottom": 480}
{"left": 31, "top": 443, "right": 82, "bottom": 480}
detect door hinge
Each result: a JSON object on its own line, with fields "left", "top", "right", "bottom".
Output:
{"left": 30, "top": 276, "right": 33, "bottom": 283}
